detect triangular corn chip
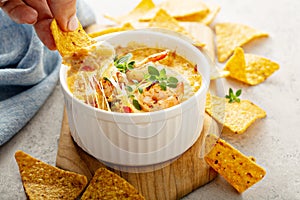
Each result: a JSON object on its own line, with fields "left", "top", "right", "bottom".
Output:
{"left": 148, "top": 9, "right": 205, "bottom": 47}
{"left": 225, "top": 47, "right": 247, "bottom": 81}
{"left": 205, "top": 93, "right": 266, "bottom": 134}
{"left": 199, "top": 4, "right": 221, "bottom": 25}
{"left": 215, "top": 22, "right": 268, "bottom": 62}
{"left": 157, "top": 0, "right": 209, "bottom": 18}
{"left": 140, "top": 0, "right": 209, "bottom": 21}
{"left": 176, "top": 4, "right": 220, "bottom": 25}
{"left": 205, "top": 136, "right": 266, "bottom": 193}
{"left": 88, "top": 23, "right": 135, "bottom": 38}
{"left": 180, "top": 22, "right": 215, "bottom": 60}
{"left": 15, "top": 150, "right": 88, "bottom": 199}
{"left": 50, "top": 19, "right": 96, "bottom": 57}
{"left": 224, "top": 47, "right": 280, "bottom": 85}
{"left": 81, "top": 168, "right": 145, "bottom": 199}
{"left": 104, "top": 0, "right": 155, "bottom": 24}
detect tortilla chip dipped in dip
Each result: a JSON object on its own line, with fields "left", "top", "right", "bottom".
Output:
{"left": 51, "top": 18, "right": 119, "bottom": 100}
{"left": 50, "top": 19, "right": 96, "bottom": 57}
{"left": 224, "top": 47, "right": 280, "bottom": 85}
{"left": 215, "top": 22, "right": 268, "bottom": 62}
{"left": 51, "top": 18, "right": 115, "bottom": 63}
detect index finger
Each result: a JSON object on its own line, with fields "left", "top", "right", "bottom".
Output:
{"left": 47, "top": 0, "right": 77, "bottom": 31}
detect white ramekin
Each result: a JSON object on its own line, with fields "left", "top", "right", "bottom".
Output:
{"left": 60, "top": 30, "right": 211, "bottom": 167}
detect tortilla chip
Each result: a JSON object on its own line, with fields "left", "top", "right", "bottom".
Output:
{"left": 148, "top": 9, "right": 205, "bottom": 47}
{"left": 204, "top": 134, "right": 220, "bottom": 156}
{"left": 81, "top": 168, "right": 145, "bottom": 199}
{"left": 140, "top": 0, "right": 209, "bottom": 22}
{"left": 200, "top": 4, "right": 221, "bottom": 25}
{"left": 104, "top": 0, "right": 156, "bottom": 24}
{"left": 15, "top": 150, "right": 88, "bottom": 199}
{"left": 180, "top": 22, "right": 215, "bottom": 60}
{"left": 224, "top": 47, "right": 280, "bottom": 85}
{"left": 205, "top": 137, "right": 266, "bottom": 193}
{"left": 176, "top": 4, "right": 220, "bottom": 25}
{"left": 158, "top": 0, "right": 209, "bottom": 18}
{"left": 148, "top": 9, "right": 189, "bottom": 35}
{"left": 215, "top": 22, "right": 268, "bottom": 62}
{"left": 205, "top": 93, "right": 266, "bottom": 134}
{"left": 50, "top": 19, "right": 96, "bottom": 57}
{"left": 88, "top": 23, "right": 135, "bottom": 38}
{"left": 224, "top": 47, "right": 247, "bottom": 81}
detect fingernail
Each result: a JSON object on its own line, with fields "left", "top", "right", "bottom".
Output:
{"left": 24, "top": 9, "right": 38, "bottom": 24}
{"left": 26, "top": 13, "right": 38, "bottom": 24}
{"left": 67, "top": 15, "right": 78, "bottom": 31}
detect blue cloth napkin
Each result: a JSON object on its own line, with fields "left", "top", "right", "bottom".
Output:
{"left": 0, "top": 1, "right": 95, "bottom": 146}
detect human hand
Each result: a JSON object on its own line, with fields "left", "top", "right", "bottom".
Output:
{"left": 0, "top": 0, "right": 78, "bottom": 50}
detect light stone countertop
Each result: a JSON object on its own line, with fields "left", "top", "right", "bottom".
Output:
{"left": 1, "top": 0, "right": 300, "bottom": 199}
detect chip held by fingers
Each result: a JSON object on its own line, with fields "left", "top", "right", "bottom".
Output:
{"left": 215, "top": 22, "right": 269, "bottom": 62}
{"left": 14, "top": 150, "right": 88, "bottom": 200}
{"left": 205, "top": 136, "right": 266, "bottom": 193}
{"left": 224, "top": 47, "right": 280, "bottom": 85}
{"left": 50, "top": 19, "right": 96, "bottom": 57}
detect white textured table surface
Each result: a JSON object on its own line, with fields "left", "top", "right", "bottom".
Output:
{"left": 1, "top": 0, "right": 300, "bottom": 199}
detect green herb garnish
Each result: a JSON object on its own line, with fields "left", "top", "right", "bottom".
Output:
{"left": 126, "top": 85, "right": 133, "bottom": 92}
{"left": 167, "top": 76, "right": 179, "bottom": 88}
{"left": 225, "top": 88, "right": 242, "bottom": 103}
{"left": 114, "top": 53, "right": 135, "bottom": 73}
{"left": 138, "top": 87, "right": 143, "bottom": 94}
{"left": 132, "top": 99, "right": 141, "bottom": 110}
{"left": 103, "top": 77, "right": 110, "bottom": 82}
{"left": 146, "top": 66, "right": 178, "bottom": 91}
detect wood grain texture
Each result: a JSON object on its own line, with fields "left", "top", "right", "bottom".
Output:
{"left": 56, "top": 109, "right": 218, "bottom": 200}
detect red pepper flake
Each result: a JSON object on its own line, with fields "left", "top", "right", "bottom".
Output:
{"left": 123, "top": 106, "right": 132, "bottom": 113}
{"left": 194, "top": 64, "right": 198, "bottom": 73}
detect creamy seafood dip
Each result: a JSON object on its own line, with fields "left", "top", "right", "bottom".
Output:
{"left": 66, "top": 45, "right": 202, "bottom": 113}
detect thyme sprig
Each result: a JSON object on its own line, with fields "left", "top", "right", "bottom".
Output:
{"left": 114, "top": 53, "right": 135, "bottom": 73}
{"left": 225, "top": 88, "right": 242, "bottom": 103}
{"left": 145, "top": 65, "right": 178, "bottom": 91}
{"left": 132, "top": 99, "right": 141, "bottom": 110}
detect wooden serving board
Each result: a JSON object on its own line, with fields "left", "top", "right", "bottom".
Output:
{"left": 56, "top": 109, "right": 218, "bottom": 200}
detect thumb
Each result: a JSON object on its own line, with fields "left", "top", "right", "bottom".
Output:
{"left": 47, "top": 0, "right": 78, "bottom": 31}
